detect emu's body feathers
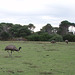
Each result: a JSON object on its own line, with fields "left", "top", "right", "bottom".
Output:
{"left": 5, "top": 45, "right": 19, "bottom": 51}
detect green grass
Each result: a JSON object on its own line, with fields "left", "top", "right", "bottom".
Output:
{"left": 0, "top": 41, "right": 75, "bottom": 75}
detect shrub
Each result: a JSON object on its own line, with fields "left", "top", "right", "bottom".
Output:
{"left": 63, "top": 34, "right": 75, "bottom": 42}
{"left": 1, "top": 32, "right": 10, "bottom": 40}
{"left": 27, "top": 33, "right": 52, "bottom": 41}
{"left": 49, "top": 34, "right": 63, "bottom": 42}
{"left": 27, "top": 33, "right": 40, "bottom": 41}
{"left": 39, "top": 33, "right": 52, "bottom": 41}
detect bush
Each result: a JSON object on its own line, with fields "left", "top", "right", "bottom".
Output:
{"left": 63, "top": 34, "right": 75, "bottom": 42}
{"left": 49, "top": 34, "right": 63, "bottom": 42}
{"left": 27, "top": 33, "right": 52, "bottom": 41}
{"left": 27, "top": 33, "right": 40, "bottom": 41}
{"left": 27, "top": 33, "right": 63, "bottom": 42}
{"left": 39, "top": 33, "right": 52, "bottom": 41}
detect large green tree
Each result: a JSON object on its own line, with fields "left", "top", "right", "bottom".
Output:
{"left": 1, "top": 32, "right": 10, "bottom": 40}
{"left": 52, "top": 27, "right": 59, "bottom": 34}
{"left": 9, "top": 24, "right": 22, "bottom": 37}
{"left": 18, "top": 25, "right": 31, "bottom": 37}
{"left": 9, "top": 25, "right": 31, "bottom": 38}
{"left": 28, "top": 23, "right": 35, "bottom": 32}
{"left": 57, "top": 20, "right": 75, "bottom": 35}
{"left": 0, "top": 22, "right": 13, "bottom": 34}
{"left": 40, "top": 23, "right": 53, "bottom": 34}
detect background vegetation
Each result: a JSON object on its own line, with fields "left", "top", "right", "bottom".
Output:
{"left": 0, "top": 20, "right": 75, "bottom": 41}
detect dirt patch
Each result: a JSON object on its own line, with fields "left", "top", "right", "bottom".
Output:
{"left": 46, "top": 49, "right": 58, "bottom": 51}
{"left": 15, "top": 56, "right": 22, "bottom": 58}
{"left": 17, "top": 70, "right": 24, "bottom": 73}
{"left": 40, "top": 71, "right": 52, "bottom": 74}
{"left": 29, "top": 65, "right": 38, "bottom": 68}
{"left": 23, "top": 62, "right": 32, "bottom": 65}
{"left": 23, "top": 62, "right": 38, "bottom": 68}
{"left": 4, "top": 56, "right": 9, "bottom": 58}
{"left": 7, "top": 70, "right": 14, "bottom": 74}
{"left": 37, "top": 50, "right": 41, "bottom": 52}
{"left": 4, "top": 56, "right": 22, "bottom": 58}
{"left": 46, "top": 55, "right": 49, "bottom": 56}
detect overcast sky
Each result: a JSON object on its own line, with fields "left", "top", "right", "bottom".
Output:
{"left": 0, "top": 0, "right": 75, "bottom": 31}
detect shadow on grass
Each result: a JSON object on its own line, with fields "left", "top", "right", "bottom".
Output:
{"left": 29, "top": 65, "right": 38, "bottom": 68}
{"left": 23, "top": 61, "right": 38, "bottom": 68}
{"left": 4, "top": 56, "right": 22, "bottom": 58}
{"left": 40, "top": 71, "right": 53, "bottom": 75}
{"left": 23, "top": 62, "right": 33, "bottom": 65}
{"left": 46, "top": 49, "right": 59, "bottom": 51}
{"left": 7, "top": 70, "right": 14, "bottom": 74}
{"left": 6, "top": 70, "right": 24, "bottom": 74}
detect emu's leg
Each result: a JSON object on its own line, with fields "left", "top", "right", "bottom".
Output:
{"left": 66, "top": 42, "right": 68, "bottom": 44}
{"left": 11, "top": 51, "right": 12, "bottom": 56}
{"left": 7, "top": 51, "right": 11, "bottom": 56}
{"left": 67, "top": 42, "right": 68, "bottom": 44}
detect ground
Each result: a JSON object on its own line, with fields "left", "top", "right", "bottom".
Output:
{"left": 0, "top": 41, "right": 75, "bottom": 75}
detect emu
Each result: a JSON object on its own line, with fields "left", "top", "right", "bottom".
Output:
{"left": 5, "top": 45, "right": 21, "bottom": 56}
{"left": 51, "top": 40, "right": 56, "bottom": 43}
{"left": 65, "top": 40, "right": 68, "bottom": 44}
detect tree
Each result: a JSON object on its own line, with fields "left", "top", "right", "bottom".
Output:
{"left": 57, "top": 20, "right": 75, "bottom": 35}
{"left": 28, "top": 23, "right": 35, "bottom": 32}
{"left": 41, "top": 23, "right": 53, "bottom": 34}
{"left": 0, "top": 24, "right": 3, "bottom": 34}
{"left": 9, "top": 24, "right": 22, "bottom": 37}
{"left": 1, "top": 32, "right": 10, "bottom": 40}
{"left": 0, "top": 22, "right": 13, "bottom": 32}
{"left": 18, "top": 25, "right": 31, "bottom": 37}
{"left": 52, "top": 27, "right": 59, "bottom": 34}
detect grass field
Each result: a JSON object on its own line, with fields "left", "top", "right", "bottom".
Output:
{"left": 0, "top": 41, "right": 75, "bottom": 75}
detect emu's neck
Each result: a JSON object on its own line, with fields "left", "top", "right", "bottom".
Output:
{"left": 15, "top": 47, "right": 21, "bottom": 51}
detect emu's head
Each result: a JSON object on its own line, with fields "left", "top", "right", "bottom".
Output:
{"left": 19, "top": 47, "right": 22, "bottom": 50}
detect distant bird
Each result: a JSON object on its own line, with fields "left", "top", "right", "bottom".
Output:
{"left": 51, "top": 40, "right": 56, "bottom": 43}
{"left": 65, "top": 40, "right": 68, "bottom": 44}
{"left": 5, "top": 45, "right": 21, "bottom": 56}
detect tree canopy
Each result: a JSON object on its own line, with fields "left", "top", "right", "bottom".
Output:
{"left": 0, "top": 20, "right": 75, "bottom": 41}
{"left": 0, "top": 23, "right": 35, "bottom": 40}
{"left": 57, "top": 20, "right": 75, "bottom": 35}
